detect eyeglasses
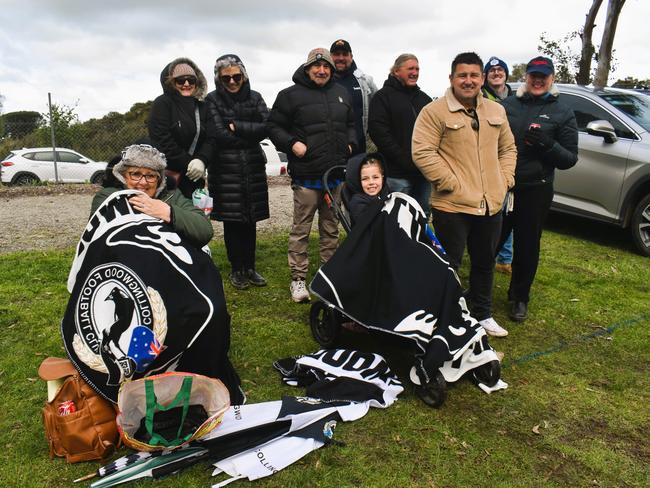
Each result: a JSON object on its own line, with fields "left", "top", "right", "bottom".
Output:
{"left": 220, "top": 74, "right": 243, "bottom": 84}
{"left": 126, "top": 171, "right": 159, "bottom": 183}
{"left": 467, "top": 109, "right": 480, "bottom": 131}
{"left": 174, "top": 76, "right": 197, "bottom": 86}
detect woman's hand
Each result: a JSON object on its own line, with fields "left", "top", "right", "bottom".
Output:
{"left": 129, "top": 194, "right": 172, "bottom": 223}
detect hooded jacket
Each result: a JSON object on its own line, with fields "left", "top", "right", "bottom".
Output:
{"left": 501, "top": 84, "right": 578, "bottom": 187}
{"left": 148, "top": 57, "right": 214, "bottom": 198}
{"left": 368, "top": 75, "right": 432, "bottom": 178}
{"left": 412, "top": 88, "right": 516, "bottom": 216}
{"left": 206, "top": 59, "right": 270, "bottom": 223}
{"left": 481, "top": 83, "right": 512, "bottom": 102}
{"left": 267, "top": 65, "right": 356, "bottom": 180}
{"left": 345, "top": 152, "right": 391, "bottom": 225}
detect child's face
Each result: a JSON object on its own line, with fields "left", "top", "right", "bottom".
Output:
{"left": 360, "top": 163, "right": 383, "bottom": 197}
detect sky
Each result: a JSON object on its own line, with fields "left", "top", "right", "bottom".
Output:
{"left": 2, "top": 0, "right": 650, "bottom": 121}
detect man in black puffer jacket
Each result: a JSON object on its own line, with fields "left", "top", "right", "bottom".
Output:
{"left": 368, "top": 53, "right": 432, "bottom": 216}
{"left": 268, "top": 47, "right": 356, "bottom": 303}
{"left": 500, "top": 56, "right": 578, "bottom": 323}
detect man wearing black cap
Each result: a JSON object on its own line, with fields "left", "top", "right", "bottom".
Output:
{"left": 330, "top": 39, "right": 377, "bottom": 154}
{"left": 268, "top": 48, "right": 356, "bottom": 303}
{"left": 500, "top": 56, "right": 578, "bottom": 322}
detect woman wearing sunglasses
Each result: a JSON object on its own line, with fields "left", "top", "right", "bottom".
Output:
{"left": 148, "top": 57, "right": 214, "bottom": 199}
{"left": 90, "top": 144, "right": 213, "bottom": 247}
{"left": 206, "top": 54, "right": 270, "bottom": 290}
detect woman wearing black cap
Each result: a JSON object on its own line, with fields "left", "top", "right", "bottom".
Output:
{"left": 206, "top": 54, "right": 270, "bottom": 290}
{"left": 500, "top": 56, "right": 578, "bottom": 322}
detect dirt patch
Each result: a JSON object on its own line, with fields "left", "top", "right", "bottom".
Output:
{"left": 0, "top": 177, "right": 294, "bottom": 254}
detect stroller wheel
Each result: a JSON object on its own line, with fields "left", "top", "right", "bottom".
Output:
{"left": 309, "top": 301, "right": 341, "bottom": 348}
{"left": 471, "top": 360, "right": 501, "bottom": 387}
{"left": 414, "top": 371, "right": 447, "bottom": 409}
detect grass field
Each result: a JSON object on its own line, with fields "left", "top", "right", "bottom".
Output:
{"left": 0, "top": 215, "right": 649, "bottom": 487}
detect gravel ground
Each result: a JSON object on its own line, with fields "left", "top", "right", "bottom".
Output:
{"left": 0, "top": 177, "right": 294, "bottom": 254}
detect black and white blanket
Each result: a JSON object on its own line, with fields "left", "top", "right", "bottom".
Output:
{"left": 310, "top": 192, "right": 498, "bottom": 385}
{"left": 61, "top": 190, "right": 243, "bottom": 403}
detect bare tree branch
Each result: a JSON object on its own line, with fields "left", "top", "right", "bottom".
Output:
{"left": 594, "top": 0, "right": 626, "bottom": 88}
{"left": 576, "top": 0, "right": 604, "bottom": 85}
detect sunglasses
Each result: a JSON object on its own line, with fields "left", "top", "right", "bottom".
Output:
{"left": 467, "top": 109, "right": 480, "bottom": 131}
{"left": 220, "top": 74, "right": 243, "bottom": 84}
{"left": 126, "top": 171, "right": 159, "bottom": 183}
{"left": 174, "top": 76, "right": 197, "bottom": 86}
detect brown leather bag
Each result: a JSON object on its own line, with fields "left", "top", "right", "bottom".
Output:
{"left": 39, "top": 357, "right": 119, "bottom": 463}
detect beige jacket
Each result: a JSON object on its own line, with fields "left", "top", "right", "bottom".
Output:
{"left": 412, "top": 88, "right": 516, "bottom": 216}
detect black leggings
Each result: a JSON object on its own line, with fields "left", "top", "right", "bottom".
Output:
{"left": 498, "top": 184, "right": 554, "bottom": 303}
{"left": 223, "top": 221, "right": 257, "bottom": 271}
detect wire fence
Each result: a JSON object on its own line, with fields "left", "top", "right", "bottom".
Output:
{"left": 1, "top": 97, "right": 150, "bottom": 185}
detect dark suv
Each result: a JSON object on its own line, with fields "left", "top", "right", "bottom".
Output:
{"left": 549, "top": 84, "right": 650, "bottom": 257}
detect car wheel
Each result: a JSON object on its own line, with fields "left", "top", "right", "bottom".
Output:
{"left": 630, "top": 194, "right": 650, "bottom": 257}
{"left": 90, "top": 171, "right": 104, "bottom": 185}
{"left": 12, "top": 173, "right": 40, "bottom": 186}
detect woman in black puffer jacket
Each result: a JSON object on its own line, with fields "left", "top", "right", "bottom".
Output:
{"left": 206, "top": 54, "right": 270, "bottom": 290}
{"left": 148, "top": 57, "right": 214, "bottom": 199}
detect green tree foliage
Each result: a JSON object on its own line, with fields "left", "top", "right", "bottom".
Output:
{"left": 1, "top": 111, "right": 44, "bottom": 138}
{"left": 538, "top": 31, "right": 581, "bottom": 83}
{"left": 612, "top": 77, "right": 650, "bottom": 89}
{"left": 0, "top": 100, "right": 151, "bottom": 162}
{"left": 508, "top": 63, "right": 527, "bottom": 83}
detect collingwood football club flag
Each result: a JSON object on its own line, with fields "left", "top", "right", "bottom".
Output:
{"left": 61, "top": 190, "right": 243, "bottom": 403}
{"left": 310, "top": 193, "right": 497, "bottom": 385}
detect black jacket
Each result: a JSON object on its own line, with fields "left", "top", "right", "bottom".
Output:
{"left": 502, "top": 86, "right": 578, "bottom": 187}
{"left": 206, "top": 82, "right": 270, "bottom": 223}
{"left": 148, "top": 58, "right": 214, "bottom": 198}
{"left": 267, "top": 66, "right": 356, "bottom": 180}
{"left": 368, "top": 75, "right": 432, "bottom": 178}
{"left": 345, "top": 152, "right": 391, "bottom": 225}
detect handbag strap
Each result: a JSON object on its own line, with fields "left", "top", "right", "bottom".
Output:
{"left": 144, "top": 376, "right": 194, "bottom": 446}
{"left": 188, "top": 106, "right": 200, "bottom": 156}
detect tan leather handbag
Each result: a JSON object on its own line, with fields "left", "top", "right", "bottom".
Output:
{"left": 39, "top": 357, "right": 119, "bottom": 463}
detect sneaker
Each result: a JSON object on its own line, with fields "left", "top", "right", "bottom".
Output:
{"left": 495, "top": 263, "right": 512, "bottom": 274}
{"left": 290, "top": 280, "right": 310, "bottom": 303}
{"left": 246, "top": 269, "right": 267, "bottom": 287}
{"left": 479, "top": 317, "right": 508, "bottom": 337}
{"left": 230, "top": 270, "right": 249, "bottom": 290}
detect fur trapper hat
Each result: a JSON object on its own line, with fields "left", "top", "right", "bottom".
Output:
{"left": 112, "top": 144, "right": 167, "bottom": 197}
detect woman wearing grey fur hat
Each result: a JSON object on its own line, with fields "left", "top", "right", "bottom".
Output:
{"left": 148, "top": 57, "right": 215, "bottom": 199}
{"left": 206, "top": 54, "right": 270, "bottom": 290}
{"left": 90, "top": 144, "right": 214, "bottom": 247}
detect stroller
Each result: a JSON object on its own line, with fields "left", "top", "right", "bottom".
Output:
{"left": 308, "top": 164, "right": 502, "bottom": 408}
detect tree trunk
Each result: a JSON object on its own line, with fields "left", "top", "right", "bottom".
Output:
{"left": 593, "top": 0, "right": 626, "bottom": 88}
{"left": 576, "top": 0, "right": 603, "bottom": 85}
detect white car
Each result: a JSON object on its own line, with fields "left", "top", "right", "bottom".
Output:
{"left": 0, "top": 147, "right": 107, "bottom": 185}
{"left": 260, "top": 139, "right": 287, "bottom": 176}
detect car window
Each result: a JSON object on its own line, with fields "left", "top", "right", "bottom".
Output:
{"left": 21, "top": 152, "right": 36, "bottom": 160}
{"left": 561, "top": 93, "right": 636, "bottom": 139}
{"left": 599, "top": 93, "right": 650, "bottom": 133}
{"left": 57, "top": 151, "right": 82, "bottom": 163}
{"left": 33, "top": 151, "right": 56, "bottom": 161}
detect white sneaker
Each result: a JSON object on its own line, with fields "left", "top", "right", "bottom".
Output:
{"left": 479, "top": 317, "right": 508, "bottom": 337}
{"left": 290, "top": 280, "right": 310, "bottom": 303}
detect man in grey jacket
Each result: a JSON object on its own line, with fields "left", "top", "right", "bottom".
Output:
{"left": 330, "top": 39, "right": 377, "bottom": 154}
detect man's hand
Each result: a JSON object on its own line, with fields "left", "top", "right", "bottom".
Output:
{"left": 292, "top": 141, "right": 307, "bottom": 158}
{"left": 186, "top": 159, "right": 205, "bottom": 181}
{"left": 228, "top": 122, "right": 235, "bottom": 132}
{"left": 524, "top": 127, "right": 554, "bottom": 150}
{"left": 129, "top": 194, "right": 172, "bottom": 223}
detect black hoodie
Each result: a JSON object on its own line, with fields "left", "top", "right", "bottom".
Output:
{"left": 368, "top": 75, "right": 432, "bottom": 178}
{"left": 345, "top": 152, "right": 391, "bottom": 225}
{"left": 267, "top": 65, "right": 356, "bottom": 180}
{"left": 148, "top": 57, "right": 214, "bottom": 198}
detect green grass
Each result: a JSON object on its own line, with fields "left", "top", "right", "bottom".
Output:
{"left": 1, "top": 224, "right": 649, "bottom": 487}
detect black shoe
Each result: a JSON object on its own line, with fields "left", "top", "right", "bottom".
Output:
{"left": 230, "top": 270, "right": 249, "bottom": 290}
{"left": 246, "top": 269, "right": 267, "bottom": 287}
{"left": 509, "top": 301, "right": 528, "bottom": 322}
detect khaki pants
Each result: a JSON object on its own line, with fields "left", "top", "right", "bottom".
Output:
{"left": 288, "top": 184, "right": 340, "bottom": 281}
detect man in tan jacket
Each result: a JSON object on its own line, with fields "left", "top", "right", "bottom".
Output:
{"left": 412, "top": 52, "right": 516, "bottom": 338}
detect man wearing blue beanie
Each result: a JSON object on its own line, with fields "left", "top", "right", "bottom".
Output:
{"left": 482, "top": 56, "right": 512, "bottom": 102}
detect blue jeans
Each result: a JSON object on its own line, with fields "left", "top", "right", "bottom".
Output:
{"left": 496, "top": 231, "right": 513, "bottom": 264}
{"left": 387, "top": 176, "right": 431, "bottom": 219}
